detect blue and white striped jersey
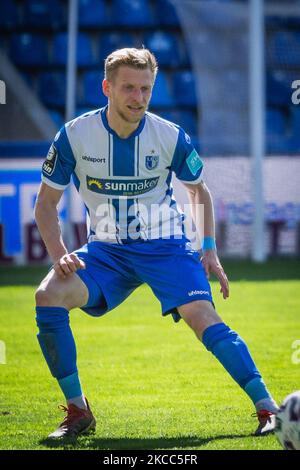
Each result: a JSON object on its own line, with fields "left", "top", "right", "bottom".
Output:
{"left": 42, "top": 106, "right": 203, "bottom": 243}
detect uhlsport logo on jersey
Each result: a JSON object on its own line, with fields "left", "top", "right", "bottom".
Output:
{"left": 42, "top": 144, "right": 58, "bottom": 176}
{"left": 145, "top": 154, "right": 159, "bottom": 170}
{"left": 86, "top": 175, "right": 160, "bottom": 196}
{"left": 82, "top": 155, "right": 106, "bottom": 163}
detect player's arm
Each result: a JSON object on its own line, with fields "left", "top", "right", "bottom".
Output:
{"left": 171, "top": 127, "right": 228, "bottom": 297}
{"left": 35, "top": 183, "right": 85, "bottom": 279}
{"left": 184, "top": 179, "right": 215, "bottom": 242}
{"left": 36, "top": 125, "right": 85, "bottom": 278}
{"left": 183, "top": 180, "right": 229, "bottom": 299}
{"left": 34, "top": 182, "right": 67, "bottom": 262}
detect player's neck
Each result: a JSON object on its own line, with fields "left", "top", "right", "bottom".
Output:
{"left": 106, "top": 106, "right": 140, "bottom": 139}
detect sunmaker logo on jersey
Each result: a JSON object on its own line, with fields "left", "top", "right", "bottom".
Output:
{"left": 86, "top": 175, "right": 160, "bottom": 196}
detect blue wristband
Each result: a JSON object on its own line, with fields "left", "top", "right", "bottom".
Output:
{"left": 202, "top": 237, "right": 217, "bottom": 251}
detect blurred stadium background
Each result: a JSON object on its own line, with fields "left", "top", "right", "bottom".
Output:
{"left": 0, "top": 0, "right": 300, "bottom": 265}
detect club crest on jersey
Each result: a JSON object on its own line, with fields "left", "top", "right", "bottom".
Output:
{"left": 145, "top": 154, "right": 159, "bottom": 170}
{"left": 42, "top": 144, "right": 57, "bottom": 176}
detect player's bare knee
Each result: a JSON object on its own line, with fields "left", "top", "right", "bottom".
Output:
{"left": 179, "top": 300, "right": 222, "bottom": 338}
{"left": 35, "top": 271, "right": 66, "bottom": 306}
{"left": 35, "top": 284, "right": 63, "bottom": 307}
{"left": 35, "top": 287, "right": 51, "bottom": 306}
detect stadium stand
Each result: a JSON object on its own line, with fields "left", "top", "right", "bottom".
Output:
{"left": 0, "top": 0, "right": 300, "bottom": 154}
{"left": 37, "top": 72, "right": 66, "bottom": 107}
{"left": 173, "top": 70, "right": 197, "bottom": 107}
{"left": 9, "top": 33, "right": 49, "bottom": 66}
{"left": 22, "top": 0, "right": 64, "bottom": 29}
{"left": 78, "top": 0, "right": 109, "bottom": 28}
{"left": 156, "top": 0, "right": 180, "bottom": 27}
{"left": 144, "top": 31, "right": 181, "bottom": 67}
{"left": 52, "top": 32, "right": 95, "bottom": 66}
{"left": 112, "top": 0, "right": 155, "bottom": 27}
{"left": 82, "top": 71, "right": 107, "bottom": 107}
{"left": 0, "top": 0, "right": 198, "bottom": 148}
{"left": 99, "top": 32, "right": 135, "bottom": 61}
{"left": 0, "top": 0, "right": 19, "bottom": 30}
{"left": 150, "top": 71, "right": 174, "bottom": 108}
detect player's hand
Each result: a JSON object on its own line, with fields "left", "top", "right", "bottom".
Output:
{"left": 201, "top": 250, "right": 229, "bottom": 299}
{"left": 53, "top": 253, "right": 86, "bottom": 279}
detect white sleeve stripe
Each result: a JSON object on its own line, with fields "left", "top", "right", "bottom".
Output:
{"left": 42, "top": 176, "right": 68, "bottom": 190}
{"left": 177, "top": 174, "right": 204, "bottom": 185}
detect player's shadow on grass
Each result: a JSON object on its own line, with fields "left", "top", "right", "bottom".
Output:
{"left": 39, "top": 433, "right": 252, "bottom": 450}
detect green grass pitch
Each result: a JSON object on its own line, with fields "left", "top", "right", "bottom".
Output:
{"left": 0, "top": 259, "right": 299, "bottom": 450}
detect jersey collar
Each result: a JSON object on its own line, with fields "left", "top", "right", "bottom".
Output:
{"left": 100, "top": 105, "right": 146, "bottom": 139}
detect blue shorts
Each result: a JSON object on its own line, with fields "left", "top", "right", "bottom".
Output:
{"left": 74, "top": 238, "right": 214, "bottom": 323}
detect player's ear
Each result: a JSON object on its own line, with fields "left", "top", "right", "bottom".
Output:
{"left": 102, "top": 79, "right": 109, "bottom": 98}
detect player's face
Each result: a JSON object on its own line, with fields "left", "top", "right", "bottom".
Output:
{"left": 104, "top": 66, "right": 154, "bottom": 124}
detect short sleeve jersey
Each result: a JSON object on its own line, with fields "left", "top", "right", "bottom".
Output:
{"left": 42, "top": 107, "right": 203, "bottom": 243}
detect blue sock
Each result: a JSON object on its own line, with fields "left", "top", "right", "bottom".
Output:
{"left": 36, "top": 306, "right": 83, "bottom": 400}
{"left": 244, "top": 377, "right": 274, "bottom": 405}
{"left": 202, "top": 323, "right": 272, "bottom": 406}
{"left": 58, "top": 372, "right": 83, "bottom": 400}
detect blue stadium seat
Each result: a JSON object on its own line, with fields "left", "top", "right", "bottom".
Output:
{"left": 38, "top": 72, "right": 66, "bottom": 107}
{"left": 150, "top": 72, "right": 174, "bottom": 108}
{"left": 78, "top": 0, "right": 108, "bottom": 28}
{"left": 266, "top": 71, "right": 292, "bottom": 107}
{"left": 265, "top": 16, "right": 286, "bottom": 29}
{"left": 144, "top": 32, "right": 180, "bottom": 67}
{"left": 0, "top": 0, "right": 19, "bottom": 29}
{"left": 173, "top": 71, "right": 197, "bottom": 107}
{"left": 160, "top": 110, "right": 197, "bottom": 136}
{"left": 22, "top": 0, "right": 64, "bottom": 29}
{"left": 266, "top": 15, "right": 300, "bottom": 29}
{"left": 284, "top": 16, "right": 300, "bottom": 28}
{"left": 266, "top": 134, "right": 290, "bottom": 155}
{"left": 112, "top": 0, "right": 154, "bottom": 27}
{"left": 99, "top": 33, "right": 135, "bottom": 61}
{"left": 290, "top": 106, "right": 300, "bottom": 139}
{"left": 49, "top": 110, "right": 64, "bottom": 129}
{"left": 180, "top": 40, "right": 192, "bottom": 68}
{"left": 156, "top": 0, "right": 180, "bottom": 27}
{"left": 52, "top": 33, "right": 95, "bottom": 66}
{"left": 76, "top": 107, "right": 95, "bottom": 117}
{"left": 268, "top": 31, "right": 300, "bottom": 67}
{"left": 287, "top": 134, "right": 300, "bottom": 154}
{"left": 266, "top": 107, "right": 289, "bottom": 154}
{"left": 10, "top": 33, "right": 49, "bottom": 66}
{"left": 83, "top": 71, "right": 107, "bottom": 107}
{"left": 266, "top": 109, "right": 285, "bottom": 136}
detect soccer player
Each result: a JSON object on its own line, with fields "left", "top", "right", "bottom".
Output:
{"left": 34, "top": 48, "right": 278, "bottom": 439}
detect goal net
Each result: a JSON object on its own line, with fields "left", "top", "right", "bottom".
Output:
{"left": 172, "top": 0, "right": 300, "bottom": 258}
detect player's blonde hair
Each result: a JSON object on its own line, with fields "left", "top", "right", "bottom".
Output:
{"left": 104, "top": 48, "right": 158, "bottom": 82}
